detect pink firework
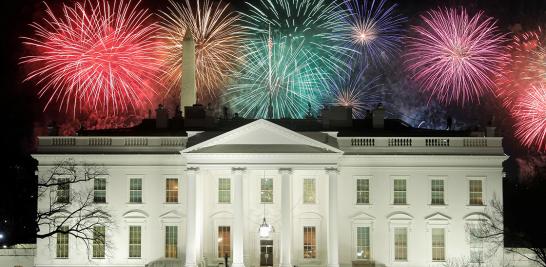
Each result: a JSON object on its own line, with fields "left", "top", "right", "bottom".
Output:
{"left": 513, "top": 83, "right": 546, "bottom": 151}
{"left": 405, "top": 7, "right": 506, "bottom": 105}
{"left": 21, "top": 0, "right": 163, "bottom": 115}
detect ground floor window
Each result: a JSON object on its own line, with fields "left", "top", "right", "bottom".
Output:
{"left": 303, "top": 226, "right": 317, "bottom": 259}
{"left": 432, "top": 228, "right": 445, "bottom": 261}
{"left": 129, "top": 225, "right": 141, "bottom": 258}
{"left": 56, "top": 226, "right": 69, "bottom": 258}
{"left": 394, "top": 227, "right": 408, "bottom": 261}
{"left": 165, "top": 226, "right": 178, "bottom": 258}
{"left": 92, "top": 225, "right": 105, "bottom": 258}
{"left": 218, "top": 226, "right": 231, "bottom": 258}
{"left": 356, "top": 226, "right": 370, "bottom": 260}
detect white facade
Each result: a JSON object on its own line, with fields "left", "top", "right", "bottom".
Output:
{"left": 33, "top": 119, "right": 507, "bottom": 267}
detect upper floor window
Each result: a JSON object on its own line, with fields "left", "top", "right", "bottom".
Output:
{"left": 393, "top": 179, "right": 407, "bottom": 205}
{"left": 218, "top": 178, "right": 231, "bottom": 203}
{"left": 469, "top": 180, "right": 483, "bottom": 205}
{"left": 129, "top": 225, "right": 142, "bottom": 258}
{"left": 92, "top": 225, "right": 105, "bottom": 258}
{"left": 165, "top": 226, "right": 178, "bottom": 258}
{"left": 303, "top": 226, "right": 317, "bottom": 259}
{"left": 261, "top": 178, "right": 273, "bottom": 203}
{"left": 356, "top": 226, "right": 370, "bottom": 260}
{"left": 356, "top": 178, "right": 370, "bottom": 204}
{"left": 129, "top": 178, "right": 142, "bottom": 203}
{"left": 56, "top": 226, "right": 69, "bottom": 258}
{"left": 166, "top": 178, "right": 179, "bottom": 203}
{"left": 57, "top": 178, "right": 70, "bottom": 203}
{"left": 303, "top": 178, "right": 316, "bottom": 204}
{"left": 432, "top": 228, "right": 445, "bottom": 261}
{"left": 431, "top": 179, "right": 445, "bottom": 205}
{"left": 394, "top": 227, "right": 408, "bottom": 261}
{"left": 94, "top": 178, "right": 106, "bottom": 203}
{"left": 218, "top": 226, "right": 231, "bottom": 258}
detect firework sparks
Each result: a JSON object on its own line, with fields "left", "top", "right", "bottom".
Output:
{"left": 344, "top": 0, "right": 406, "bottom": 66}
{"left": 404, "top": 7, "right": 506, "bottom": 105}
{"left": 158, "top": 0, "right": 244, "bottom": 100}
{"left": 21, "top": 0, "right": 162, "bottom": 115}
{"left": 513, "top": 83, "right": 546, "bottom": 151}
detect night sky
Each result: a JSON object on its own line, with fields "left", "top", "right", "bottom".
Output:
{"left": 1, "top": 0, "right": 546, "bottom": 247}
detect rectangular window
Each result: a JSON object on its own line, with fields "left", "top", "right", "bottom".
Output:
{"left": 129, "top": 226, "right": 142, "bottom": 258}
{"left": 356, "top": 178, "right": 370, "bottom": 204}
{"left": 129, "top": 178, "right": 142, "bottom": 203}
{"left": 469, "top": 226, "right": 484, "bottom": 263}
{"left": 469, "top": 180, "right": 483, "bottom": 205}
{"left": 166, "top": 178, "right": 179, "bottom": 203}
{"left": 432, "top": 228, "right": 445, "bottom": 261}
{"left": 218, "top": 226, "right": 231, "bottom": 258}
{"left": 92, "top": 225, "right": 105, "bottom": 258}
{"left": 165, "top": 226, "right": 178, "bottom": 258}
{"left": 303, "top": 226, "right": 317, "bottom": 259}
{"left": 261, "top": 178, "right": 273, "bottom": 203}
{"left": 393, "top": 179, "right": 407, "bottom": 205}
{"left": 356, "top": 226, "right": 370, "bottom": 260}
{"left": 94, "top": 178, "right": 106, "bottom": 203}
{"left": 431, "top": 180, "right": 445, "bottom": 205}
{"left": 56, "top": 226, "right": 69, "bottom": 258}
{"left": 394, "top": 227, "right": 408, "bottom": 261}
{"left": 57, "top": 178, "right": 70, "bottom": 203}
{"left": 303, "top": 179, "right": 316, "bottom": 204}
{"left": 218, "top": 178, "right": 231, "bottom": 203}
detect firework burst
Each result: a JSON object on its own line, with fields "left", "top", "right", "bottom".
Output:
{"left": 21, "top": 0, "right": 162, "bottom": 115}
{"left": 158, "top": 0, "right": 244, "bottom": 100}
{"left": 344, "top": 0, "right": 406, "bottom": 66}
{"left": 404, "top": 7, "right": 506, "bottom": 105}
{"left": 513, "top": 83, "right": 546, "bottom": 151}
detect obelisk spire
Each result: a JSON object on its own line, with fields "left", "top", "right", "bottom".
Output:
{"left": 181, "top": 28, "right": 196, "bottom": 117}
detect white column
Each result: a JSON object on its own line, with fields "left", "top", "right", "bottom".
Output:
{"left": 185, "top": 167, "right": 199, "bottom": 267}
{"left": 326, "top": 168, "right": 339, "bottom": 267}
{"left": 279, "top": 168, "right": 293, "bottom": 267}
{"left": 232, "top": 168, "right": 246, "bottom": 267}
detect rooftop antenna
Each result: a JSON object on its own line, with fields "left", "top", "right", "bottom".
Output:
{"left": 267, "top": 24, "right": 273, "bottom": 120}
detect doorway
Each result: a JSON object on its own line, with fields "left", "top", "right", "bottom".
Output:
{"left": 260, "top": 240, "right": 273, "bottom": 267}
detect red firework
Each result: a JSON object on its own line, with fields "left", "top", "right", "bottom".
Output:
{"left": 513, "top": 83, "right": 546, "bottom": 151}
{"left": 21, "top": 0, "right": 163, "bottom": 115}
{"left": 404, "top": 7, "right": 506, "bottom": 105}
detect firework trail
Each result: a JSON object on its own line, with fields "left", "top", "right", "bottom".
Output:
{"left": 404, "top": 7, "right": 506, "bottom": 105}
{"left": 513, "top": 83, "right": 546, "bottom": 151}
{"left": 21, "top": 0, "right": 162, "bottom": 115}
{"left": 158, "top": 0, "right": 244, "bottom": 100}
{"left": 344, "top": 0, "right": 406, "bottom": 66}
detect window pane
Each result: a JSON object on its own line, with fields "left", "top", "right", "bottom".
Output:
{"left": 261, "top": 178, "right": 273, "bottom": 203}
{"left": 432, "top": 228, "right": 445, "bottom": 261}
{"left": 56, "top": 226, "right": 69, "bottom": 258}
{"left": 356, "top": 179, "right": 370, "bottom": 204}
{"left": 393, "top": 179, "right": 407, "bottom": 204}
{"left": 94, "top": 178, "right": 106, "bottom": 203}
{"left": 57, "top": 178, "right": 70, "bottom": 203}
{"left": 431, "top": 180, "right": 444, "bottom": 205}
{"left": 394, "top": 228, "right": 407, "bottom": 261}
{"left": 129, "top": 178, "right": 142, "bottom": 203}
{"left": 303, "top": 179, "right": 316, "bottom": 204}
{"left": 218, "top": 226, "right": 231, "bottom": 257}
{"left": 218, "top": 178, "right": 231, "bottom": 203}
{"left": 356, "top": 227, "right": 370, "bottom": 260}
{"left": 93, "top": 226, "right": 105, "bottom": 258}
{"left": 165, "top": 226, "right": 178, "bottom": 258}
{"left": 166, "top": 178, "right": 178, "bottom": 203}
{"left": 303, "top": 226, "right": 317, "bottom": 258}
{"left": 129, "top": 226, "right": 142, "bottom": 258}
{"left": 469, "top": 180, "right": 483, "bottom": 205}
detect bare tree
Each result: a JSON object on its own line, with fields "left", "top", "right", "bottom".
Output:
{"left": 470, "top": 198, "right": 546, "bottom": 267}
{"left": 37, "top": 158, "right": 114, "bottom": 256}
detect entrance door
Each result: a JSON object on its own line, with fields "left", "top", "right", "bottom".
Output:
{"left": 260, "top": 240, "right": 273, "bottom": 267}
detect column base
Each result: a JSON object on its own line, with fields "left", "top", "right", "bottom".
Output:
{"left": 231, "top": 263, "right": 245, "bottom": 267}
{"left": 185, "top": 264, "right": 198, "bottom": 267}
{"left": 327, "top": 264, "right": 340, "bottom": 267}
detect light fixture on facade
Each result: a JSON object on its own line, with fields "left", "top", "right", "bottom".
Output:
{"left": 258, "top": 202, "right": 274, "bottom": 238}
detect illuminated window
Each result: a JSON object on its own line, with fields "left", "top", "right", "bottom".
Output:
{"left": 431, "top": 180, "right": 445, "bottom": 205}
{"left": 394, "top": 227, "right": 407, "bottom": 261}
{"left": 303, "top": 226, "right": 317, "bottom": 259}
{"left": 94, "top": 178, "right": 106, "bottom": 203}
{"left": 165, "top": 226, "right": 178, "bottom": 258}
{"left": 57, "top": 178, "right": 70, "bottom": 203}
{"left": 92, "top": 225, "right": 105, "bottom": 258}
{"left": 56, "top": 226, "right": 69, "bottom": 258}
{"left": 218, "top": 226, "right": 231, "bottom": 258}
{"left": 129, "top": 226, "right": 141, "bottom": 258}
{"left": 303, "top": 179, "right": 316, "bottom": 204}
{"left": 432, "top": 228, "right": 445, "bottom": 261}
{"left": 218, "top": 178, "right": 231, "bottom": 203}
{"left": 261, "top": 178, "right": 273, "bottom": 203}
{"left": 129, "top": 178, "right": 142, "bottom": 203}
{"left": 356, "top": 227, "right": 370, "bottom": 260}
{"left": 393, "top": 179, "right": 407, "bottom": 205}
{"left": 356, "top": 179, "right": 370, "bottom": 204}
{"left": 166, "top": 178, "right": 179, "bottom": 203}
{"left": 469, "top": 180, "right": 483, "bottom": 205}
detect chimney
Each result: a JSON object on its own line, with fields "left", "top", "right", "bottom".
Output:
{"left": 155, "top": 104, "right": 169, "bottom": 129}
{"left": 180, "top": 28, "right": 197, "bottom": 117}
{"left": 372, "top": 103, "right": 385, "bottom": 129}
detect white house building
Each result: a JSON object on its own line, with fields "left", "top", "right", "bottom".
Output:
{"left": 32, "top": 115, "right": 507, "bottom": 267}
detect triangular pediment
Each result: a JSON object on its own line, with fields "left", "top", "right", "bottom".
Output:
{"left": 182, "top": 119, "right": 342, "bottom": 154}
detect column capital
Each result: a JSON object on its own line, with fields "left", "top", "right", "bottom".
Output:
{"left": 325, "top": 167, "right": 339, "bottom": 175}
{"left": 231, "top": 167, "right": 246, "bottom": 175}
{"left": 186, "top": 167, "right": 199, "bottom": 175}
{"left": 279, "top": 168, "right": 292, "bottom": 175}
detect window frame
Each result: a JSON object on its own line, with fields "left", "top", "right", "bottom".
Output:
{"left": 165, "top": 225, "right": 178, "bottom": 258}
{"left": 93, "top": 177, "right": 107, "bottom": 204}
{"left": 260, "top": 177, "right": 274, "bottom": 204}
{"left": 92, "top": 225, "right": 106, "bottom": 259}
{"left": 165, "top": 178, "right": 179, "bottom": 204}
{"left": 217, "top": 225, "right": 232, "bottom": 259}
{"left": 355, "top": 176, "right": 372, "bottom": 205}
{"left": 467, "top": 177, "right": 486, "bottom": 206}
{"left": 391, "top": 177, "right": 408, "bottom": 205}
{"left": 56, "top": 225, "right": 69, "bottom": 259}
{"left": 128, "top": 225, "right": 142, "bottom": 258}
{"left": 429, "top": 177, "right": 447, "bottom": 206}
{"left": 303, "top": 178, "right": 317, "bottom": 204}
{"left": 353, "top": 224, "right": 372, "bottom": 261}
{"left": 303, "top": 226, "right": 317, "bottom": 259}
{"left": 56, "top": 177, "right": 71, "bottom": 204}
{"left": 431, "top": 228, "right": 446, "bottom": 262}
{"left": 218, "top": 178, "right": 232, "bottom": 204}
{"left": 127, "top": 176, "right": 144, "bottom": 204}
